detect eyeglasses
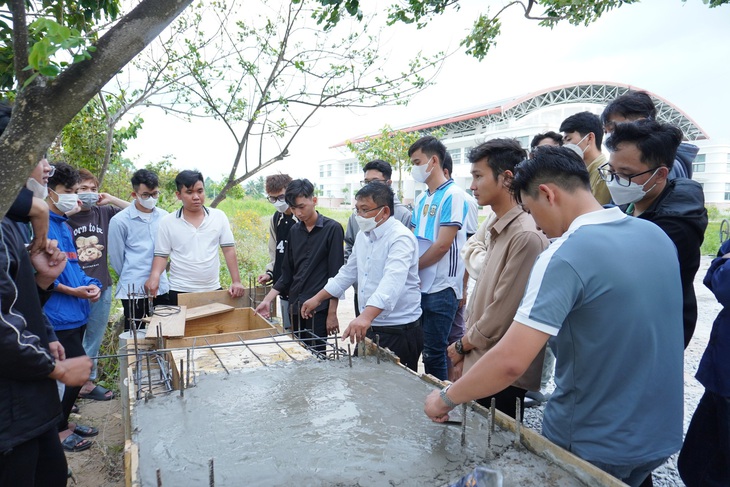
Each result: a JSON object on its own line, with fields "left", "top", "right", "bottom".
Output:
{"left": 353, "top": 205, "right": 384, "bottom": 216}
{"left": 360, "top": 179, "right": 386, "bottom": 187}
{"left": 138, "top": 191, "right": 161, "bottom": 200}
{"left": 598, "top": 163, "right": 655, "bottom": 187}
{"left": 267, "top": 194, "right": 286, "bottom": 204}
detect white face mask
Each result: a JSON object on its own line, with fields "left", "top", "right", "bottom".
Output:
{"left": 138, "top": 196, "right": 158, "bottom": 210}
{"left": 77, "top": 192, "right": 98, "bottom": 208}
{"left": 411, "top": 159, "right": 433, "bottom": 183}
{"left": 51, "top": 190, "right": 79, "bottom": 214}
{"left": 273, "top": 199, "right": 289, "bottom": 213}
{"left": 606, "top": 168, "right": 659, "bottom": 206}
{"left": 563, "top": 134, "right": 589, "bottom": 158}
{"left": 355, "top": 207, "right": 384, "bottom": 233}
{"left": 27, "top": 177, "right": 48, "bottom": 199}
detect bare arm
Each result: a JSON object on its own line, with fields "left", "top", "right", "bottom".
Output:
{"left": 144, "top": 255, "right": 169, "bottom": 296}
{"left": 222, "top": 246, "right": 244, "bottom": 297}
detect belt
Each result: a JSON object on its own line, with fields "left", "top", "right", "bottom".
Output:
{"left": 370, "top": 318, "right": 421, "bottom": 335}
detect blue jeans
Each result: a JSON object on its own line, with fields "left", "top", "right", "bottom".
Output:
{"left": 82, "top": 286, "right": 112, "bottom": 381}
{"left": 590, "top": 457, "right": 667, "bottom": 487}
{"left": 421, "top": 288, "right": 458, "bottom": 381}
{"left": 678, "top": 389, "right": 730, "bottom": 487}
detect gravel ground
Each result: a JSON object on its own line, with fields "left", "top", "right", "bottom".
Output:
{"left": 522, "top": 255, "right": 720, "bottom": 487}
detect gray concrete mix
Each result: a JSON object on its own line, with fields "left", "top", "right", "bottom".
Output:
{"left": 134, "top": 357, "right": 587, "bottom": 486}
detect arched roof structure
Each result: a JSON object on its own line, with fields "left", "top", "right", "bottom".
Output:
{"left": 339, "top": 82, "right": 708, "bottom": 146}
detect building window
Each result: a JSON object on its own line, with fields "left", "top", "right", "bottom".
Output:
{"left": 319, "top": 165, "right": 325, "bottom": 177}
{"left": 344, "top": 161, "right": 356, "bottom": 175}
{"left": 725, "top": 183, "right": 730, "bottom": 201}
{"left": 694, "top": 154, "right": 706, "bottom": 163}
{"left": 726, "top": 153, "right": 730, "bottom": 172}
{"left": 327, "top": 164, "right": 332, "bottom": 177}
{"left": 447, "top": 148, "right": 462, "bottom": 165}
{"left": 693, "top": 163, "right": 705, "bottom": 173}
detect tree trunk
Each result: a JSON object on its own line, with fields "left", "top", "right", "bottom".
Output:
{"left": 0, "top": 0, "right": 194, "bottom": 217}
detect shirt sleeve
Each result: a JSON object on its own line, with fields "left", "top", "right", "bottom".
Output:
{"left": 273, "top": 226, "right": 295, "bottom": 295}
{"left": 324, "top": 237, "right": 359, "bottom": 299}
{"left": 154, "top": 217, "right": 171, "bottom": 257}
{"left": 466, "top": 231, "right": 546, "bottom": 349}
{"left": 218, "top": 211, "right": 235, "bottom": 247}
{"left": 514, "top": 252, "right": 583, "bottom": 336}
{"left": 365, "top": 233, "right": 416, "bottom": 313}
{"left": 108, "top": 213, "right": 126, "bottom": 275}
{"left": 461, "top": 215, "right": 493, "bottom": 278}
{"left": 439, "top": 190, "right": 464, "bottom": 228}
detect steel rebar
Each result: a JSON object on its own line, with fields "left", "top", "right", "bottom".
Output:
{"left": 460, "top": 403, "right": 467, "bottom": 447}
{"left": 203, "top": 337, "right": 230, "bottom": 375}
{"left": 515, "top": 397, "right": 521, "bottom": 447}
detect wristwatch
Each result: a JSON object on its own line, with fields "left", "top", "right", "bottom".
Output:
{"left": 439, "top": 384, "right": 458, "bottom": 409}
{"left": 455, "top": 338, "right": 468, "bottom": 355}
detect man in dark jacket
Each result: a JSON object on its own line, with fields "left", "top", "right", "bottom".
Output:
{"left": 602, "top": 119, "right": 708, "bottom": 348}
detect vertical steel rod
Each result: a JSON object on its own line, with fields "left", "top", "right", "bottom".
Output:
{"left": 179, "top": 359, "right": 184, "bottom": 397}
{"left": 146, "top": 353, "right": 153, "bottom": 401}
{"left": 186, "top": 348, "right": 191, "bottom": 388}
{"left": 348, "top": 344, "right": 352, "bottom": 368}
{"left": 460, "top": 403, "right": 467, "bottom": 447}
{"left": 156, "top": 469, "right": 162, "bottom": 486}
{"left": 208, "top": 458, "right": 215, "bottom": 487}
{"left": 514, "top": 397, "right": 521, "bottom": 447}
{"left": 375, "top": 334, "right": 380, "bottom": 364}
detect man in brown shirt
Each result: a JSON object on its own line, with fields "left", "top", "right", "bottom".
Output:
{"left": 447, "top": 138, "right": 548, "bottom": 420}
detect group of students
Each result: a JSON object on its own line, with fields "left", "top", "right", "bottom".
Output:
{"left": 1, "top": 90, "right": 727, "bottom": 486}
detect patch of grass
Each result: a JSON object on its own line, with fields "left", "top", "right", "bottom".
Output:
{"left": 95, "top": 309, "right": 123, "bottom": 394}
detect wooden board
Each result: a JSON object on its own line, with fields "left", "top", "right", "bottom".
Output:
{"left": 185, "top": 302, "right": 234, "bottom": 321}
{"left": 176, "top": 288, "right": 276, "bottom": 316}
{"left": 184, "top": 308, "right": 270, "bottom": 336}
{"left": 145, "top": 305, "right": 187, "bottom": 338}
{"left": 165, "top": 326, "right": 280, "bottom": 349}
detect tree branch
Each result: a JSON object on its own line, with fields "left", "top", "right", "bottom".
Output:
{"left": 10, "top": 0, "right": 30, "bottom": 87}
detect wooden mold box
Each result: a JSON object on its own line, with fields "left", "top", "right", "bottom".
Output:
{"left": 165, "top": 307, "right": 278, "bottom": 348}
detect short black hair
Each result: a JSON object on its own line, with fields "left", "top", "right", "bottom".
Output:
{"left": 285, "top": 178, "right": 315, "bottom": 206}
{"left": 131, "top": 169, "right": 159, "bottom": 190}
{"left": 530, "top": 131, "right": 563, "bottom": 149}
{"left": 605, "top": 119, "right": 682, "bottom": 171}
{"left": 468, "top": 138, "right": 527, "bottom": 181}
{"left": 48, "top": 162, "right": 80, "bottom": 191}
{"left": 408, "top": 136, "right": 447, "bottom": 168}
{"left": 442, "top": 152, "right": 453, "bottom": 178}
{"left": 356, "top": 181, "right": 394, "bottom": 216}
{"left": 362, "top": 159, "right": 392, "bottom": 180}
{"left": 601, "top": 91, "right": 657, "bottom": 127}
{"left": 0, "top": 101, "right": 10, "bottom": 136}
{"left": 559, "top": 111, "right": 603, "bottom": 148}
{"left": 511, "top": 146, "right": 590, "bottom": 204}
{"left": 175, "top": 170, "right": 204, "bottom": 191}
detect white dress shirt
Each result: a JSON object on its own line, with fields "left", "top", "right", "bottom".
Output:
{"left": 325, "top": 217, "right": 421, "bottom": 326}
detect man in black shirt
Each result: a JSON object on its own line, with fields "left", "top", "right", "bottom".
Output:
{"left": 256, "top": 179, "right": 344, "bottom": 355}
{"left": 257, "top": 174, "right": 295, "bottom": 330}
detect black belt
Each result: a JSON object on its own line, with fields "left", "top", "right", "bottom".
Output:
{"left": 369, "top": 318, "right": 421, "bottom": 335}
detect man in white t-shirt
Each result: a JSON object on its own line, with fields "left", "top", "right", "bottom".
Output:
{"left": 145, "top": 170, "right": 244, "bottom": 304}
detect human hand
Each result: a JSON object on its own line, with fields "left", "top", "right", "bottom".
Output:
{"left": 424, "top": 389, "right": 453, "bottom": 422}
{"left": 144, "top": 276, "right": 159, "bottom": 297}
{"left": 48, "top": 341, "right": 65, "bottom": 361}
{"left": 228, "top": 281, "right": 245, "bottom": 298}
{"left": 50, "top": 356, "right": 92, "bottom": 387}
{"left": 74, "top": 285, "right": 100, "bottom": 301}
{"left": 459, "top": 294, "right": 467, "bottom": 309}
{"left": 255, "top": 300, "right": 271, "bottom": 319}
{"left": 448, "top": 361, "right": 463, "bottom": 382}
{"left": 96, "top": 193, "right": 113, "bottom": 206}
{"left": 257, "top": 273, "right": 271, "bottom": 285}
{"left": 27, "top": 197, "right": 49, "bottom": 254}
{"left": 300, "top": 297, "right": 321, "bottom": 319}
{"left": 341, "top": 315, "right": 372, "bottom": 343}
{"left": 31, "top": 241, "right": 67, "bottom": 287}
{"left": 326, "top": 313, "right": 340, "bottom": 336}
{"left": 447, "top": 343, "right": 463, "bottom": 365}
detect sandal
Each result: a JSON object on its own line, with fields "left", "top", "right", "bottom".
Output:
{"left": 78, "top": 384, "right": 114, "bottom": 401}
{"left": 61, "top": 433, "right": 93, "bottom": 452}
{"left": 72, "top": 424, "right": 98, "bottom": 438}
{"left": 71, "top": 404, "right": 80, "bottom": 414}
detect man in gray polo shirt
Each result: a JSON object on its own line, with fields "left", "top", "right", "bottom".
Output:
{"left": 424, "top": 146, "right": 684, "bottom": 487}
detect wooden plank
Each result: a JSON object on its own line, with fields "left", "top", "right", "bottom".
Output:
{"left": 185, "top": 302, "right": 234, "bottom": 321}
{"left": 166, "top": 327, "right": 279, "bottom": 348}
{"left": 184, "top": 308, "right": 271, "bottom": 336}
{"left": 177, "top": 290, "right": 246, "bottom": 309}
{"left": 145, "top": 305, "right": 186, "bottom": 338}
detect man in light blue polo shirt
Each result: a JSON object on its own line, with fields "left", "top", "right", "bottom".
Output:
{"left": 424, "top": 146, "right": 684, "bottom": 487}
{"left": 108, "top": 169, "right": 170, "bottom": 330}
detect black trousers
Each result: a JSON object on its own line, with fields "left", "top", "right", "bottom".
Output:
{"left": 476, "top": 385, "right": 527, "bottom": 421}
{"left": 0, "top": 427, "right": 67, "bottom": 487}
{"left": 55, "top": 326, "right": 86, "bottom": 432}
{"left": 121, "top": 292, "right": 172, "bottom": 331}
{"left": 366, "top": 320, "right": 423, "bottom": 372}
{"left": 290, "top": 306, "right": 329, "bottom": 357}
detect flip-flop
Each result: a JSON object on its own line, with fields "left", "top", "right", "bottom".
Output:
{"left": 72, "top": 424, "right": 99, "bottom": 438}
{"left": 61, "top": 433, "right": 93, "bottom": 452}
{"left": 78, "top": 385, "right": 114, "bottom": 401}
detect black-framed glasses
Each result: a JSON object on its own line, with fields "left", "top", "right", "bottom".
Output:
{"left": 267, "top": 194, "right": 286, "bottom": 203}
{"left": 360, "top": 178, "right": 387, "bottom": 187}
{"left": 354, "top": 205, "right": 384, "bottom": 216}
{"left": 598, "top": 163, "right": 655, "bottom": 187}
{"left": 139, "top": 191, "right": 161, "bottom": 200}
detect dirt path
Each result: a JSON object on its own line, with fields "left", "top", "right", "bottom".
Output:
{"left": 66, "top": 398, "right": 125, "bottom": 487}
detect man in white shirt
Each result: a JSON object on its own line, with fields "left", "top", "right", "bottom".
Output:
{"left": 145, "top": 170, "right": 244, "bottom": 303}
{"left": 301, "top": 183, "right": 422, "bottom": 371}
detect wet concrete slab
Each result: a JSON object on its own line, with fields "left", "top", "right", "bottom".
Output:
{"left": 134, "top": 357, "right": 587, "bottom": 486}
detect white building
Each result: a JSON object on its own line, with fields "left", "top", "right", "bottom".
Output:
{"left": 317, "top": 82, "right": 730, "bottom": 207}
